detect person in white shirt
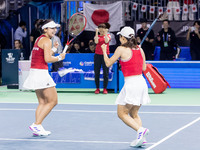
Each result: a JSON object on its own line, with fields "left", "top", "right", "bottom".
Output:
{"left": 14, "top": 21, "right": 27, "bottom": 43}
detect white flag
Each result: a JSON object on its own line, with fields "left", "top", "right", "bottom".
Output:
{"left": 167, "top": 7, "right": 172, "bottom": 14}
{"left": 141, "top": 5, "right": 147, "bottom": 12}
{"left": 158, "top": 7, "right": 163, "bottom": 14}
{"left": 175, "top": 7, "right": 181, "bottom": 14}
{"left": 132, "top": 2, "right": 138, "bottom": 11}
{"left": 83, "top": 2, "right": 123, "bottom": 32}
{"left": 183, "top": 5, "right": 189, "bottom": 14}
{"left": 149, "top": 6, "right": 155, "bottom": 14}
{"left": 192, "top": 4, "right": 197, "bottom": 13}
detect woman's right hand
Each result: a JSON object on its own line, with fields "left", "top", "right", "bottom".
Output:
{"left": 60, "top": 53, "right": 66, "bottom": 60}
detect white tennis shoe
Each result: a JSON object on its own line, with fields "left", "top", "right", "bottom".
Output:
{"left": 29, "top": 123, "right": 51, "bottom": 136}
{"left": 130, "top": 137, "right": 147, "bottom": 147}
{"left": 130, "top": 127, "right": 149, "bottom": 147}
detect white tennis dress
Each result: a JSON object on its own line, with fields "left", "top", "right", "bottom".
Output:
{"left": 23, "top": 69, "right": 56, "bottom": 90}
{"left": 116, "top": 75, "right": 151, "bottom": 106}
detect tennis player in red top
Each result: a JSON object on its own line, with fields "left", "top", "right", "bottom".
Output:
{"left": 23, "top": 19, "right": 66, "bottom": 136}
{"left": 94, "top": 23, "right": 111, "bottom": 94}
{"left": 101, "top": 27, "right": 151, "bottom": 147}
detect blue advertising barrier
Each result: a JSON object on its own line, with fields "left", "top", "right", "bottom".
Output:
{"left": 119, "top": 61, "right": 200, "bottom": 92}
{"left": 154, "top": 46, "right": 191, "bottom": 60}
{"left": 49, "top": 54, "right": 118, "bottom": 93}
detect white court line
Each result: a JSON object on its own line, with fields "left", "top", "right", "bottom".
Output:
{"left": 145, "top": 117, "right": 200, "bottom": 150}
{"left": 1, "top": 102, "right": 200, "bottom": 107}
{"left": 0, "top": 138, "right": 155, "bottom": 145}
{"left": 0, "top": 108, "right": 200, "bottom": 115}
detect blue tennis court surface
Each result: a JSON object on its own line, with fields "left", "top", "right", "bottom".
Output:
{"left": 0, "top": 103, "right": 200, "bottom": 150}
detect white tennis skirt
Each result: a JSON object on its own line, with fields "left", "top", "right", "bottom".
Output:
{"left": 23, "top": 69, "right": 56, "bottom": 90}
{"left": 116, "top": 75, "right": 151, "bottom": 106}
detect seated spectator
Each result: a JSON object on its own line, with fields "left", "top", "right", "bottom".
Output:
{"left": 84, "top": 41, "right": 96, "bottom": 53}
{"left": 70, "top": 41, "right": 82, "bottom": 53}
{"left": 14, "top": 40, "right": 23, "bottom": 49}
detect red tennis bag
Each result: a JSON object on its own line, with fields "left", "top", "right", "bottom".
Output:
{"left": 143, "top": 64, "right": 171, "bottom": 94}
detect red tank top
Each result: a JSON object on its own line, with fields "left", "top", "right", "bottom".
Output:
{"left": 119, "top": 46, "right": 143, "bottom": 77}
{"left": 95, "top": 34, "right": 111, "bottom": 55}
{"left": 31, "top": 35, "right": 48, "bottom": 69}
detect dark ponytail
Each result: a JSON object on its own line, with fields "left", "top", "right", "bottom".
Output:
{"left": 36, "top": 19, "right": 53, "bottom": 33}
{"left": 121, "top": 36, "right": 137, "bottom": 49}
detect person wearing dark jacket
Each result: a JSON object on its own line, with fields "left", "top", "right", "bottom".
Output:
{"left": 186, "top": 21, "right": 200, "bottom": 60}
{"left": 156, "top": 20, "right": 177, "bottom": 60}
{"left": 137, "top": 18, "right": 155, "bottom": 60}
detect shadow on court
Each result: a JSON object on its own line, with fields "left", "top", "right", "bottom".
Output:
{"left": 0, "top": 103, "right": 200, "bottom": 150}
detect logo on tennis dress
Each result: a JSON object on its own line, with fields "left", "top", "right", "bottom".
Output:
{"left": 146, "top": 72, "right": 156, "bottom": 88}
{"left": 47, "top": 83, "right": 50, "bottom": 86}
{"left": 6, "top": 53, "right": 15, "bottom": 63}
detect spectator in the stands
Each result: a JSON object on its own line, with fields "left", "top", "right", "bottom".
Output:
{"left": 14, "top": 40, "right": 23, "bottom": 49}
{"left": 14, "top": 21, "right": 27, "bottom": 44}
{"left": 70, "top": 41, "right": 82, "bottom": 53}
{"left": 30, "top": 19, "right": 41, "bottom": 48}
{"left": 84, "top": 40, "right": 96, "bottom": 53}
{"left": 156, "top": 20, "right": 177, "bottom": 60}
{"left": 186, "top": 21, "right": 200, "bottom": 60}
{"left": 137, "top": 18, "right": 155, "bottom": 60}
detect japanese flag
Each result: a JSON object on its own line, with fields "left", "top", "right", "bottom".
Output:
{"left": 149, "top": 6, "right": 155, "bottom": 14}
{"left": 141, "top": 5, "right": 147, "bottom": 12}
{"left": 167, "top": 7, "right": 172, "bottom": 14}
{"left": 192, "top": 4, "right": 197, "bottom": 13}
{"left": 175, "top": 7, "right": 181, "bottom": 14}
{"left": 158, "top": 7, "right": 163, "bottom": 14}
{"left": 132, "top": 2, "right": 138, "bottom": 11}
{"left": 183, "top": 5, "right": 189, "bottom": 14}
{"left": 83, "top": 1, "right": 123, "bottom": 32}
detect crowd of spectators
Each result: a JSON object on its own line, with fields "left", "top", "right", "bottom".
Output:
{"left": 0, "top": 19, "right": 200, "bottom": 61}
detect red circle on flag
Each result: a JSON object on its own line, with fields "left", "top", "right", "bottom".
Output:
{"left": 159, "top": 9, "right": 162, "bottom": 12}
{"left": 91, "top": 9, "right": 109, "bottom": 26}
{"left": 176, "top": 9, "right": 179, "bottom": 12}
{"left": 151, "top": 8, "right": 153, "bottom": 11}
{"left": 168, "top": 9, "right": 170, "bottom": 12}
{"left": 184, "top": 8, "right": 188, "bottom": 11}
{"left": 193, "top": 7, "right": 196, "bottom": 10}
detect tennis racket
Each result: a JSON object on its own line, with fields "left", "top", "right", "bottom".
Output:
{"left": 62, "top": 13, "right": 87, "bottom": 53}
{"left": 140, "top": 11, "right": 168, "bottom": 46}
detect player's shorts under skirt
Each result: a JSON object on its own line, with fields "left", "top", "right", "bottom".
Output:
{"left": 116, "top": 75, "right": 151, "bottom": 106}
{"left": 23, "top": 69, "right": 56, "bottom": 90}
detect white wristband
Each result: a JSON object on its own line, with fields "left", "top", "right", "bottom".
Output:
{"left": 57, "top": 55, "right": 62, "bottom": 61}
{"left": 51, "top": 47, "right": 57, "bottom": 53}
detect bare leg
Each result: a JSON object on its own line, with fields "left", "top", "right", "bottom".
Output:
{"left": 35, "top": 87, "right": 58, "bottom": 125}
{"left": 130, "top": 105, "right": 142, "bottom": 127}
{"left": 117, "top": 104, "right": 140, "bottom": 131}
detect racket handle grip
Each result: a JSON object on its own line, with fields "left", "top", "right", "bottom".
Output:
{"left": 62, "top": 45, "right": 69, "bottom": 53}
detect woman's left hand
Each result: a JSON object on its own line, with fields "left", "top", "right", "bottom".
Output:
{"left": 54, "top": 41, "right": 59, "bottom": 49}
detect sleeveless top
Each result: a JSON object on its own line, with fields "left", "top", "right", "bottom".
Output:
{"left": 31, "top": 35, "right": 48, "bottom": 69}
{"left": 95, "top": 34, "right": 111, "bottom": 55}
{"left": 119, "top": 46, "right": 143, "bottom": 77}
